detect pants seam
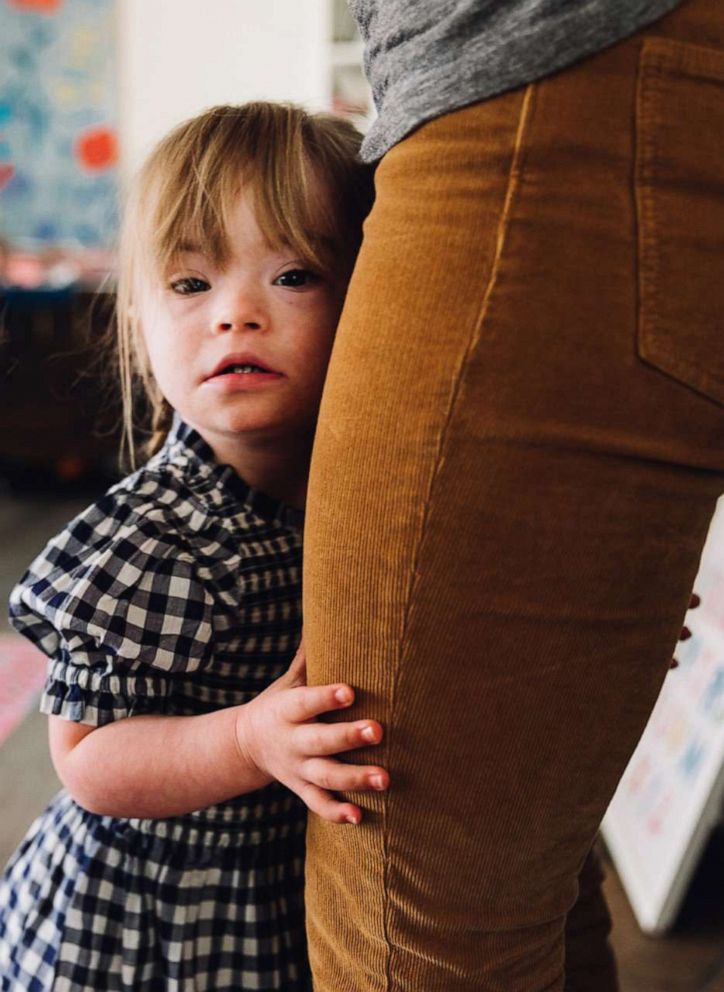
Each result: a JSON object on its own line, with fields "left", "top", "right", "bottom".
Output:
{"left": 380, "top": 81, "right": 537, "bottom": 992}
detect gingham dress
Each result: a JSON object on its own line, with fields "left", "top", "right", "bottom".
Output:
{"left": 0, "top": 418, "right": 310, "bottom": 992}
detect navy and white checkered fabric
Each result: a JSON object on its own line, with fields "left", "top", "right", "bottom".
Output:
{"left": 1, "top": 418, "right": 310, "bottom": 991}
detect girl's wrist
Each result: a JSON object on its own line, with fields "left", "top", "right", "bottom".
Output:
{"left": 232, "top": 705, "right": 274, "bottom": 792}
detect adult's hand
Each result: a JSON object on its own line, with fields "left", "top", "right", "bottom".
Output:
{"left": 670, "top": 592, "right": 700, "bottom": 668}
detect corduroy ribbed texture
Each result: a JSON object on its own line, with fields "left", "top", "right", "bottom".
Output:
{"left": 303, "top": 0, "right": 724, "bottom": 987}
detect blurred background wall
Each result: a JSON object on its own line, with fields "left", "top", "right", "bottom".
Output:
{"left": 1, "top": 0, "right": 368, "bottom": 257}
{"left": 117, "top": 0, "right": 332, "bottom": 181}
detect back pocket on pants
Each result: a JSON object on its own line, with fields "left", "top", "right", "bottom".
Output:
{"left": 636, "top": 36, "right": 724, "bottom": 407}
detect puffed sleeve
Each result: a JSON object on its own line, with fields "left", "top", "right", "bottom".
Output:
{"left": 8, "top": 512, "right": 215, "bottom": 726}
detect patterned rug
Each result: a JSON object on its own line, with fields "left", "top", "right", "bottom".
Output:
{"left": 0, "top": 635, "right": 47, "bottom": 747}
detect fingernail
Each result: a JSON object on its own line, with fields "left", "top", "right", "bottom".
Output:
{"left": 335, "top": 688, "right": 352, "bottom": 705}
{"left": 370, "top": 775, "right": 386, "bottom": 790}
{"left": 680, "top": 626, "right": 691, "bottom": 640}
{"left": 691, "top": 593, "right": 701, "bottom": 608}
{"left": 346, "top": 814, "right": 359, "bottom": 825}
{"left": 361, "top": 725, "right": 378, "bottom": 742}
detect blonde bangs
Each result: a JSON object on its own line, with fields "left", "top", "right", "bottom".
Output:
{"left": 135, "top": 106, "right": 335, "bottom": 286}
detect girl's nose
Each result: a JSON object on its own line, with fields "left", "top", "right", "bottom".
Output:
{"left": 214, "top": 316, "right": 262, "bottom": 333}
{"left": 212, "top": 288, "right": 266, "bottom": 333}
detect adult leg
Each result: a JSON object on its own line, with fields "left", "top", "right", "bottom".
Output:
{"left": 304, "top": 1, "right": 724, "bottom": 987}
{"left": 563, "top": 846, "right": 617, "bottom": 992}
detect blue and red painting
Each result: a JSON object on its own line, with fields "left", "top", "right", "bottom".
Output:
{"left": 0, "top": 0, "right": 118, "bottom": 248}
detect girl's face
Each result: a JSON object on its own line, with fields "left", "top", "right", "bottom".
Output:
{"left": 140, "top": 187, "right": 345, "bottom": 456}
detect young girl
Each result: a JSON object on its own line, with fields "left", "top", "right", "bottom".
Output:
{"left": 0, "top": 102, "right": 383, "bottom": 991}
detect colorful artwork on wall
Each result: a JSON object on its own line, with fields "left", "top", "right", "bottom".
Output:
{"left": 0, "top": 0, "right": 118, "bottom": 249}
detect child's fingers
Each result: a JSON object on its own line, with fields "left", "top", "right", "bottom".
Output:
{"left": 283, "top": 683, "right": 355, "bottom": 723}
{"left": 302, "top": 757, "right": 389, "bottom": 794}
{"left": 297, "top": 782, "right": 363, "bottom": 825}
{"left": 285, "top": 640, "right": 307, "bottom": 686}
{"left": 296, "top": 719, "right": 383, "bottom": 755}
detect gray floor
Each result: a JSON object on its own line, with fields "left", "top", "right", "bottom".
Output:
{"left": 0, "top": 490, "right": 91, "bottom": 635}
{"left": 0, "top": 491, "right": 89, "bottom": 866}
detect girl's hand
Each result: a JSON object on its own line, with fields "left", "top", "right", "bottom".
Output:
{"left": 233, "top": 641, "right": 389, "bottom": 824}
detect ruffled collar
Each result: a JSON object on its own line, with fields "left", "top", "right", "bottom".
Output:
{"left": 155, "top": 416, "right": 305, "bottom": 531}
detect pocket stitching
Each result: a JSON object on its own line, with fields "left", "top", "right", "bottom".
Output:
{"left": 636, "top": 38, "right": 724, "bottom": 401}
{"left": 642, "top": 35, "right": 724, "bottom": 80}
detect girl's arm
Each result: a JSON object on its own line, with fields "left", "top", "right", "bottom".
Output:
{"left": 50, "top": 647, "right": 388, "bottom": 825}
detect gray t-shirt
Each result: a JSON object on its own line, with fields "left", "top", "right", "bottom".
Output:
{"left": 352, "top": 0, "right": 685, "bottom": 161}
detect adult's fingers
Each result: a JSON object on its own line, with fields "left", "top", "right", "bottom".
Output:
{"left": 672, "top": 594, "right": 701, "bottom": 668}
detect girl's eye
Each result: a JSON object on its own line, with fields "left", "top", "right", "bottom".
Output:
{"left": 169, "top": 276, "right": 210, "bottom": 295}
{"left": 274, "top": 268, "right": 319, "bottom": 289}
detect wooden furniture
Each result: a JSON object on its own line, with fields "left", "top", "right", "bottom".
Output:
{"left": 0, "top": 289, "right": 120, "bottom": 488}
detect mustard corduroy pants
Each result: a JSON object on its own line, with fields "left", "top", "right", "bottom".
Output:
{"left": 304, "top": 0, "right": 724, "bottom": 987}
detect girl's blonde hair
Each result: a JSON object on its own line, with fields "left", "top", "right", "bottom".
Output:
{"left": 116, "top": 102, "right": 375, "bottom": 465}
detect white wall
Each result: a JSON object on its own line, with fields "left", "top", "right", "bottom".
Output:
{"left": 117, "top": 0, "right": 331, "bottom": 183}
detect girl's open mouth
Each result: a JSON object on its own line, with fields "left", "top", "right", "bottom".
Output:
{"left": 216, "top": 363, "right": 271, "bottom": 376}
{"left": 205, "top": 355, "right": 284, "bottom": 391}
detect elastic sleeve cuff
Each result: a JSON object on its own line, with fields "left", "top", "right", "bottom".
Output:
{"left": 40, "top": 661, "right": 171, "bottom": 726}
